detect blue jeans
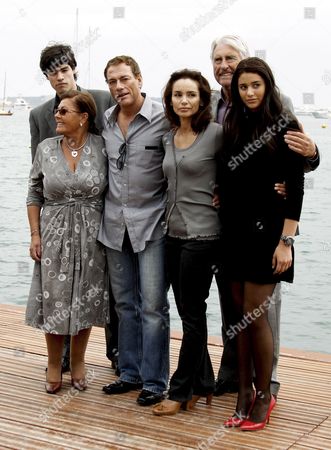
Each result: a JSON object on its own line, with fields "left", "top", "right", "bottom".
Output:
{"left": 106, "top": 234, "right": 169, "bottom": 394}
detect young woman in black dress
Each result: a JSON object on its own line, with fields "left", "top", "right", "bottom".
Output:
{"left": 218, "top": 57, "right": 305, "bottom": 431}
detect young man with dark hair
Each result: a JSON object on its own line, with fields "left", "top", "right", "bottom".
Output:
{"left": 30, "top": 43, "right": 114, "bottom": 161}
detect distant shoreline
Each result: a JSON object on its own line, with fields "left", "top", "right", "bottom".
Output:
{"left": 5, "top": 96, "right": 331, "bottom": 115}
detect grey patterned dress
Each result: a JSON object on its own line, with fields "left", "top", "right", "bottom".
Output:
{"left": 25, "top": 134, "right": 109, "bottom": 335}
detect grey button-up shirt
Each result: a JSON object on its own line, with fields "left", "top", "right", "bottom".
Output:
{"left": 98, "top": 96, "right": 170, "bottom": 252}
{"left": 211, "top": 89, "right": 230, "bottom": 125}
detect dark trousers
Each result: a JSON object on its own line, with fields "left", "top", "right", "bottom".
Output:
{"left": 105, "top": 286, "right": 119, "bottom": 363}
{"left": 62, "top": 335, "right": 71, "bottom": 362}
{"left": 166, "top": 237, "right": 218, "bottom": 402}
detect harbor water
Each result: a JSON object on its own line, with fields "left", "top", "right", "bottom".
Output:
{"left": 0, "top": 110, "right": 330, "bottom": 354}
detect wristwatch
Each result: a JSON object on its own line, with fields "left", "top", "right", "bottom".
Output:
{"left": 280, "top": 235, "right": 295, "bottom": 246}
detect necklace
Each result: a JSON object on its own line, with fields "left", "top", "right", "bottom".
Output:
{"left": 64, "top": 135, "right": 89, "bottom": 158}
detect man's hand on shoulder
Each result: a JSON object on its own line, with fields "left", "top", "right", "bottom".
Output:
{"left": 284, "top": 122, "right": 317, "bottom": 159}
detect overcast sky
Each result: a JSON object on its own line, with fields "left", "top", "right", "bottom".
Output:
{"left": 1, "top": 0, "right": 330, "bottom": 107}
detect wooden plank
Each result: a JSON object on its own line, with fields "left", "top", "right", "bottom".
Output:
{"left": 293, "top": 435, "right": 331, "bottom": 450}
{"left": 0, "top": 304, "right": 330, "bottom": 450}
{"left": 0, "top": 429, "right": 77, "bottom": 450}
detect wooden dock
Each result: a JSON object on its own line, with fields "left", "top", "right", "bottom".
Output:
{"left": 0, "top": 304, "right": 330, "bottom": 450}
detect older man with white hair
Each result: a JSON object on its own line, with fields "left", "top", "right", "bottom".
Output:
{"left": 211, "top": 35, "right": 320, "bottom": 398}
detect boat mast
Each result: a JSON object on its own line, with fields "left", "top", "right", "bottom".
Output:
{"left": 74, "top": 8, "right": 79, "bottom": 55}
{"left": 87, "top": 26, "right": 91, "bottom": 88}
{"left": 2, "top": 72, "right": 6, "bottom": 110}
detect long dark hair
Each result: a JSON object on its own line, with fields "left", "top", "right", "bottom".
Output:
{"left": 60, "top": 90, "right": 99, "bottom": 135}
{"left": 224, "top": 57, "right": 295, "bottom": 152}
{"left": 163, "top": 69, "right": 212, "bottom": 133}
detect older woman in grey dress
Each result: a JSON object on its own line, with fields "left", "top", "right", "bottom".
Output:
{"left": 26, "top": 90, "right": 109, "bottom": 394}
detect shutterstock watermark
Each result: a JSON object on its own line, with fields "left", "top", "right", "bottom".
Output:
{"left": 305, "top": 177, "right": 314, "bottom": 189}
{"left": 322, "top": 70, "right": 331, "bottom": 85}
{"left": 281, "top": 283, "right": 292, "bottom": 295}
{"left": 13, "top": 347, "right": 26, "bottom": 357}
{"left": 226, "top": 294, "right": 276, "bottom": 340}
{"left": 179, "top": 0, "right": 238, "bottom": 42}
{"left": 39, "top": 296, "right": 85, "bottom": 334}
{"left": 321, "top": 241, "right": 331, "bottom": 252}
{"left": 35, "top": 50, "right": 73, "bottom": 86}
{"left": 228, "top": 113, "right": 292, "bottom": 171}
{"left": 196, "top": 425, "right": 228, "bottom": 449}
{"left": 43, "top": 53, "right": 73, "bottom": 77}
{"left": 74, "top": 27, "right": 101, "bottom": 56}
{"left": 38, "top": 283, "right": 104, "bottom": 334}
{"left": 38, "top": 368, "right": 96, "bottom": 423}
{"left": 35, "top": 28, "right": 101, "bottom": 85}
{"left": 30, "top": 281, "right": 105, "bottom": 337}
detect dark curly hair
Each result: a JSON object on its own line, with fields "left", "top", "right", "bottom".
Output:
{"left": 40, "top": 43, "right": 77, "bottom": 80}
{"left": 163, "top": 69, "right": 212, "bottom": 133}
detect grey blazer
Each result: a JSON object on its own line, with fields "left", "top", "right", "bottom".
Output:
{"left": 29, "top": 87, "right": 114, "bottom": 161}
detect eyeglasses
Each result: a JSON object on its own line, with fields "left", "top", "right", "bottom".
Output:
{"left": 54, "top": 107, "right": 80, "bottom": 116}
{"left": 116, "top": 143, "right": 127, "bottom": 170}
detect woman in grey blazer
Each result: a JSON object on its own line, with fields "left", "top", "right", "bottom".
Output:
{"left": 153, "top": 70, "right": 222, "bottom": 416}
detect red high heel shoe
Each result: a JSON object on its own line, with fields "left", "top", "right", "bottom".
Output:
{"left": 224, "top": 392, "right": 256, "bottom": 427}
{"left": 240, "top": 395, "right": 276, "bottom": 431}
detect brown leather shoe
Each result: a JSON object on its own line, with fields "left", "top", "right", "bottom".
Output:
{"left": 152, "top": 399, "right": 187, "bottom": 416}
{"left": 45, "top": 380, "right": 62, "bottom": 394}
{"left": 45, "top": 369, "right": 62, "bottom": 394}
{"left": 71, "top": 378, "right": 87, "bottom": 391}
{"left": 186, "top": 393, "right": 213, "bottom": 409}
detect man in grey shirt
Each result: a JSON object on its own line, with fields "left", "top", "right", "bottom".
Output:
{"left": 210, "top": 35, "right": 320, "bottom": 398}
{"left": 99, "top": 55, "right": 170, "bottom": 406}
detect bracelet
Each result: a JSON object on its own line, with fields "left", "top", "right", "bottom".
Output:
{"left": 30, "top": 228, "right": 40, "bottom": 236}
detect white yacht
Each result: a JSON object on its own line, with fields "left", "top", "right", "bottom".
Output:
{"left": 14, "top": 96, "right": 30, "bottom": 109}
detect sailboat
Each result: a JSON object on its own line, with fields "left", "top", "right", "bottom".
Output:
{"left": 0, "top": 73, "right": 13, "bottom": 116}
